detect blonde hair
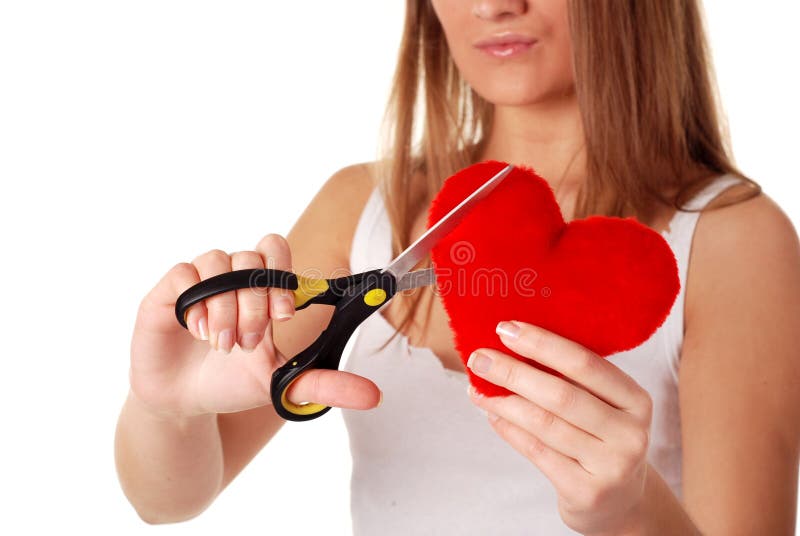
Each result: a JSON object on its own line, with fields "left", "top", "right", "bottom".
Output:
{"left": 376, "top": 0, "right": 761, "bottom": 340}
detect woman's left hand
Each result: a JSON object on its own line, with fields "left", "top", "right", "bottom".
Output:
{"left": 467, "top": 320, "right": 653, "bottom": 536}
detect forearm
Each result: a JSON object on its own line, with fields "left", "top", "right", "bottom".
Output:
{"left": 114, "top": 390, "right": 224, "bottom": 524}
{"left": 591, "top": 464, "right": 701, "bottom": 536}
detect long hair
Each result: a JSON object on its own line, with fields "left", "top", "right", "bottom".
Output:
{"left": 375, "top": 0, "right": 761, "bottom": 343}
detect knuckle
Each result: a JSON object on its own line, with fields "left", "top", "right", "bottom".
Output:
{"left": 571, "top": 349, "right": 597, "bottom": 376}
{"left": 258, "top": 233, "right": 285, "bottom": 247}
{"left": 238, "top": 302, "right": 269, "bottom": 325}
{"left": 192, "top": 248, "right": 230, "bottom": 269}
{"left": 625, "top": 427, "right": 650, "bottom": 457}
{"left": 171, "top": 261, "right": 196, "bottom": 278}
{"left": 328, "top": 373, "right": 352, "bottom": 408}
{"left": 270, "top": 289, "right": 295, "bottom": 314}
{"left": 269, "top": 286, "right": 293, "bottom": 299}
{"left": 168, "top": 262, "right": 198, "bottom": 291}
{"left": 527, "top": 326, "right": 550, "bottom": 353}
{"left": 551, "top": 384, "right": 576, "bottom": 412}
{"left": 501, "top": 363, "right": 520, "bottom": 390}
{"left": 310, "top": 370, "right": 323, "bottom": 404}
{"left": 532, "top": 405, "right": 557, "bottom": 432}
{"left": 204, "top": 248, "right": 230, "bottom": 264}
{"left": 231, "top": 250, "right": 263, "bottom": 268}
{"left": 256, "top": 233, "right": 290, "bottom": 266}
{"left": 637, "top": 391, "right": 654, "bottom": 421}
{"left": 206, "top": 299, "right": 238, "bottom": 321}
{"left": 606, "top": 456, "right": 630, "bottom": 484}
{"left": 342, "top": 372, "right": 372, "bottom": 408}
{"left": 526, "top": 436, "right": 547, "bottom": 458}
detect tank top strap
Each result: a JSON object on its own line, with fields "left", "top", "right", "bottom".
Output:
{"left": 663, "top": 173, "right": 745, "bottom": 283}
{"left": 668, "top": 173, "right": 744, "bottom": 226}
{"left": 349, "top": 186, "right": 393, "bottom": 274}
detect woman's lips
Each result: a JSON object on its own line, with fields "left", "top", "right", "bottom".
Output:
{"left": 474, "top": 34, "right": 538, "bottom": 58}
{"left": 476, "top": 41, "right": 536, "bottom": 58}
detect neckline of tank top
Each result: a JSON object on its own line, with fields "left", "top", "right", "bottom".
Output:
{"left": 362, "top": 174, "right": 741, "bottom": 382}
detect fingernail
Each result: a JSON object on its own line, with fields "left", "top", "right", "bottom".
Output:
{"left": 377, "top": 391, "right": 383, "bottom": 408}
{"left": 218, "top": 329, "right": 234, "bottom": 353}
{"left": 467, "top": 384, "right": 483, "bottom": 399}
{"left": 197, "top": 317, "right": 209, "bottom": 341}
{"left": 487, "top": 412, "right": 500, "bottom": 422}
{"left": 467, "top": 351, "right": 492, "bottom": 374}
{"left": 496, "top": 321, "right": 520, "bottom": 339}
{"left": 274, "top": 294, "right": 295, "bottom": 320}
{"left": 240, "top": 332, "right": 260, "bottom": 352}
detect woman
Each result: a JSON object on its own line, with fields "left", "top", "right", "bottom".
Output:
{"left": 115, "top": 1, "right": 800, "bottom": 534}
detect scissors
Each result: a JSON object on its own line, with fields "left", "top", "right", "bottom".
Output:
{"left": 174, "top": 164, "right": 513, "bottom": 421}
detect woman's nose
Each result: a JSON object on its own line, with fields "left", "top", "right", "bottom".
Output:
{"left": 471, "top": 0, "right": 528, "bottom": 20}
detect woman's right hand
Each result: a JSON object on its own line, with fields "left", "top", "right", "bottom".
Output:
{"left": 129, "top": 233, "right": 381, "bottom": 420}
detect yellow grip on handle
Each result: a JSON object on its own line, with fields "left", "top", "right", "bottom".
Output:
{"left": 293, "top": 276, "right": 330, "bottom": 309}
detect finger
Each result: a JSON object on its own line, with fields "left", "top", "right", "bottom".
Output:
{"left": 495, "top": 321, "right": 647, "bottom": 415}
{"left": 230, "top": 251, "right": 269, "bottom": 352}
{"left": 485, "top": 411, "right": 590, "bottom": 498}
{"left": 468, "top": 387, "right": 601, "bottom": 471}
{"left": 193, "top": 249, "right": 236, "bottom": 353}
{"left": 468, "top": 347, "right": 621, "bottom": 440}
{"left": 284, "top": 369, "right": 382, "bottom": 410}
{"left": 184, "top": 298, "right": 209, "bottom": 341}
{"left": 255, "top": 234, "right": 295, "bottom": 322}
{"left": 138, "top": 262, "right": 205, "bottom": 338}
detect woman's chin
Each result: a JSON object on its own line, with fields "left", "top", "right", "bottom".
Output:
{"left": 474, "top": 85, "right": 577, "bottom": 109}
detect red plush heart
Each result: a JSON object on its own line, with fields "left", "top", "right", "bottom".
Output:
{"left": 427, "top": 160, "right": 680, "bottom": 397}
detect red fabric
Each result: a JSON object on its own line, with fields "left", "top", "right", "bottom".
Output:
{"left": 427, "top": 160, "right": 680, "bottom": 397}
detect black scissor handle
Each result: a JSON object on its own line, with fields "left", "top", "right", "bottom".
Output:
{"left": 174, "top": 269, "right": 298, "bottom": 328}
{"left": 174, "top": 269, "right": 372, "bottom": 328}
{"left": 271, "top": 269, "right": 397, "bottom": 421}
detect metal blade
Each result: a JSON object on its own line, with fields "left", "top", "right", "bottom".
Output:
{"left": 381, "top": 164, "right": 514, "bottom": 280}
{"left": 396, "top": 268, "right": 436, "bottom": 291}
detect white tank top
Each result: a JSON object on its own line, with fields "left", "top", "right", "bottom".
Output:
{"left": 341, "top": 174, "right": 743, "bottom": 535}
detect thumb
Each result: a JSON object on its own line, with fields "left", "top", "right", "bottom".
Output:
{"left": 283, "top": 368, "right": 383, "bottom": 410}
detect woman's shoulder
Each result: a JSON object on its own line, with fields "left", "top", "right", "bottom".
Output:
{"left": 287, "top": 160, "right": 380, "bottom": 270}
{"left": 691, "top": 183, "right": 798, "bottom": 290}
{"left": 684, "top": 177, "right": 800, "bottom": 348}
{"left": 318, "top": 161, "right": 378, "bottom": 204}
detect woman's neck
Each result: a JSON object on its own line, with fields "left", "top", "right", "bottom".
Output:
{"left": 478, "top": 91, "right": 587, "bottom": 198}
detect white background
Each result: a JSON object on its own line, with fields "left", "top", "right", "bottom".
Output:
{"left": 0, "top": 1, "right": 797, "bottom": 534}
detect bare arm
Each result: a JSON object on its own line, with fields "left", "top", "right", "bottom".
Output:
{"left": 115, "top": 392, "right": 224, "bottom": 523}
{"left": 215, "top": 163, "right": 378, "bottom": 491}
{"left": 114, "top": 163, "right": 379, "bottom": 523}
{"left": 680, "top": 190, "right": 800, "bottom": 534}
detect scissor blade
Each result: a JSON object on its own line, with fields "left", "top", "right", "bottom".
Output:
{"left": 382, "top": 164, "right": 514, "bottom": 280}
{"left": 397, "top": 268, "right": 436, "bottom": 291}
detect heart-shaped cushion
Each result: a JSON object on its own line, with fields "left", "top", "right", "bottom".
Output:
{"left": 427, "top": 160, "right": 680, "bottom": 397}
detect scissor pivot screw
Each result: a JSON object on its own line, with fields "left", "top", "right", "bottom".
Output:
{"left": 363, "top": 288, "right": 387, "bottom": 306}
